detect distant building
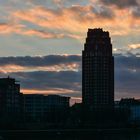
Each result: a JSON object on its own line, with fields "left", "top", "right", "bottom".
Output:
{"left": 0, "top": 77, "right": 22, "bottom": 122}
{"left": 130, "top": 106, "right": 140, "bottom": 122}
{"left": 23, "top": 94, "right": 70, "bottom": 123}
{"left": 119, "top": 98, "right": 140, "bottom": 123}
{"left": 82, "top": 28, "right": 114, "bottom": 111}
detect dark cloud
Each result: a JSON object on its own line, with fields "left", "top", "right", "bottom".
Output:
{"left": 14, "top": 71, "right": 81, "bottom": 91}
{"left": 115, "top": 54, "right": 140, "bottom": 98}
{"left": 99, "top": 7, "right": 114, "bottom": 18}
{"left": 28, "top": 0, "right": 90, "bottom": 8}
{"left": 1, "top": 71, "right": 82, "bottom": 98}
{"left": 115, "top": 54, "right": 140, "bottom": 69}
{"left": 27, "top": 0, "right": 56, "bottom": 8}
{"left": 0, "top": 54, "right": 139, "bottom": 99}
{"left": 115, "top": 67, "right": 140, "bottom": 99}
{"left": 132, "top": 7, "right": 140, "bottom": 18}
{"left": 92, "top": 6, "right": 114, "bottom": 19}
{"left": 68, "top": 5, "right": 114, "bottom": 20}
{"left": 0, "top": 55, "right": 81, "bottom": 67}
{"left": 100, "top": 0, "right": 138, "bottom": 8}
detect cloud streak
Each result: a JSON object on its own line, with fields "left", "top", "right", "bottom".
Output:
{"left": 12, "top": 5, "right": 116, "bottom": 35}
{"left": 128, "top": 43, "right": 140, "bottom": 50}
{"left": 0, "top": 54, "right": 139, "bottom": 100}
{"left": 0, "top": 55, "right": 81, "bottom": 66}
{"left": 1, "top": 2, "right": 140, "bottom": 41}
{"left": 99, "top": 0, "right": 138, "bottom": 8}
{"left": 0, "top": 55, "right": 81, "bottom": 73}
{"left": 5, "top": 3, "right": 140, "bottom": 39}
{"left": 0, "top": 22, "right": 80, "bottom": 39}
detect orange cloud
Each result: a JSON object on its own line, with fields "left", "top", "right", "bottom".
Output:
{"left": 11, "top": 5, "right": 140, "bottom": 38}
{"left": 0, "top": 23, "right": 24, "bottom": 34}
{"left": 0, "top": 63, "right": 80, "bottom": 73}
{"left": 128, "top": 44, "right": 140, "bottom": 49}
{"left": 70, "top": 97, "right": 82, "bottom": 105}
{"left": 1, "top": 4, "right": 140, "bottom": 40}
{"left": 23, "top": 29, "right": 81, "bottom": 39}
{"left": 0, "top": 64, "right": 25, "bottom": 73}
{"left": 0, "top": 22, "right": 81, "bottom": 39}
{"left": 12, "top": 5, "right": 115, "bottom": 34}
{"left": 21, "top": 88, "right": 78, "bottom": 94}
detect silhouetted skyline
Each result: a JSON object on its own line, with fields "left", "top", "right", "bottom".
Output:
{"left": 0, "top": 28, "right": 140, "bottom": 130}
{"left": 0, "top": 0, "right": 139, "bottom": 103}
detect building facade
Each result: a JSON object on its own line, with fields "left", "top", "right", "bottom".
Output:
{"left": 82, "top": 28, "right": 114, "bottom": 111}
{"left": 119, "top": 98, "right": 140, "bottom": 123}
{"left": 0, "top": 77, "right": 22, "bottom": 122}
{"left": 23, "top": 94, "right": 70, "bottom": 123}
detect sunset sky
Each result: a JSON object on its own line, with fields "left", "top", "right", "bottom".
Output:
{"left": 0, "top": 0, "right": 140, "bottom": 102}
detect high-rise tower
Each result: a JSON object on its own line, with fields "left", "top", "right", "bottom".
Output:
{"left": 82, "top": 28, "right": 114, "bottom": 111}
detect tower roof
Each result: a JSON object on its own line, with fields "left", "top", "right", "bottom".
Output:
{"left": 84, "top": 28, "right": 112, "bottom": 56}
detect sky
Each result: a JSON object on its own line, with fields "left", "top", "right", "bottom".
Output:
{"left": 0, "top": 0, "right": 140, "bottom": 103}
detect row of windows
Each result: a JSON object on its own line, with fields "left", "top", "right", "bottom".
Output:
{"left": 83, "top": 53, "right": 111, "bottom": 57}
{"left": 83, "top": 57, "right": 112, "bottom": 60}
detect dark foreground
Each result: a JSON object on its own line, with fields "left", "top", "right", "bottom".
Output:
{"left": 0, "top": 128, "right": 140, "bottom": 140}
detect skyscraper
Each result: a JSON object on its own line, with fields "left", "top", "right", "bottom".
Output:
{"left": 82, "top": 28, "right": 114, "bottom": 111}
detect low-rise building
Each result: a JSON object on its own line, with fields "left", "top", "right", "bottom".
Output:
{"left": 119, "top": 98, "right": 140, "bottom": 123}
{"left": 23, "top": 94, "right": 70, "bottom": 123}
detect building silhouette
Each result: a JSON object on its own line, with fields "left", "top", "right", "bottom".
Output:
{"left": 0, "top": 77, "right": 70, "bottom": 128}
{"left": 0, "top": 77, "right": 22, "bottom": 123}
{"left": 119, "top": 98, "right": 140, "bottom": 123}
{"left": 23, "top": 94, "right": 70, "bottom": 123}
{"left": 1, "top": 29, "right": 140, "bottom": 129}
{"left": 82, "top": 28, "right": 114, "bottom": 112}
